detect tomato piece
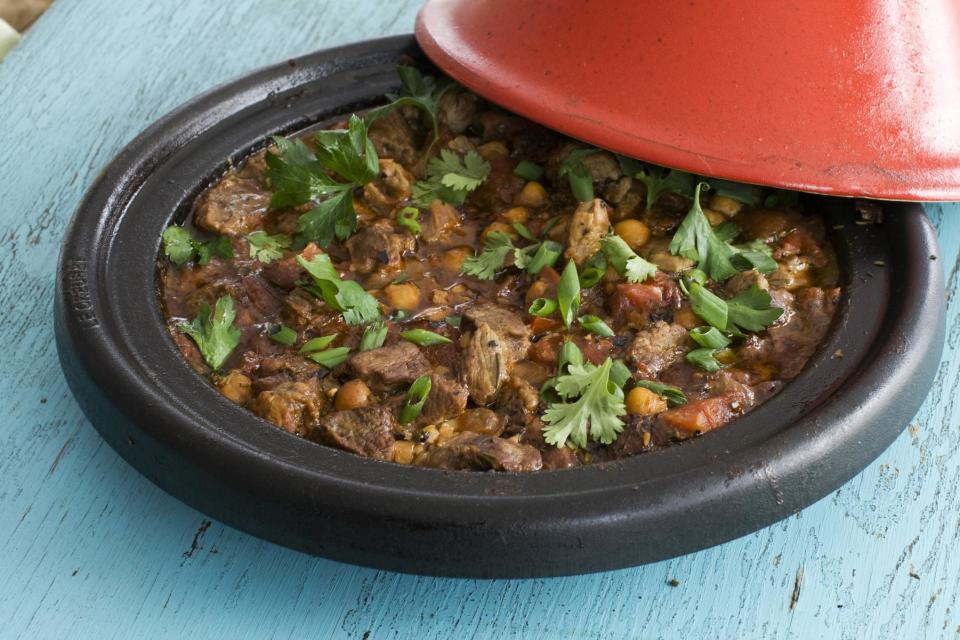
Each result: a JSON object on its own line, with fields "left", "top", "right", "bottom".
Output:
{"left": 659, "top": 395, "right": 736, "bottom": 436}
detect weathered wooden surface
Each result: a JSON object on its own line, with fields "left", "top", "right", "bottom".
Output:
{"left": 1, "top": 1, "right": 958, "bottom": 638}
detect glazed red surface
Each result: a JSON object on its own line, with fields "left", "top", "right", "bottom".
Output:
{"left": 417, "top": 0, "right": 960, "bottom": 200}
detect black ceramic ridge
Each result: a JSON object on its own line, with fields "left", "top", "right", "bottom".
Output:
{"left": 54, "top": 35, "right": 946, "bottom": 578}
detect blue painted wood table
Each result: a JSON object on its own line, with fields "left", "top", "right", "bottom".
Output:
{"left": 2, "top": 1, "right": 959, "bottom": 638}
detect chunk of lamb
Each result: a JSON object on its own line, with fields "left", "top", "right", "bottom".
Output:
{"left": 565, "top": 198, "right": 611, "bottom": 267}
{"left": 251, "top": 378, "right": 324, "bottom": 436}
{"left": 368, "top": 109, "right": 419, "bottom": 167}
{"left": 438, "top": 90, "right": 478, "bottom": 134}
{"left": 348, "top": 341, "right": 430, "bottom": 391}
{"left": 420, "top": 200, "right": 461, "bottom": 244}
{"left": 461, "top": 304, "right": 531, "bottom": 404}
{"left": 194, "top": 168, "right": 270, "bottom": 236}
{"left": 261, "top": 243, "right": 320, "bottom": 290}
{"left": 345, "top": 219, "right": 415, "bottom": 274}
{"left": 414, "top": 371, "right": 469, "bottom": 427}
{"left": 415, "top": 433, "right": 542, "bottom": 472}
{"left": 363, "top": 159, "right": 414, "bottom": 209}
{"left": 626, "top": 321, "right": 690, "bottom": 379}
{"left": 310, "top": 406, "right": 397, "bottom": 461}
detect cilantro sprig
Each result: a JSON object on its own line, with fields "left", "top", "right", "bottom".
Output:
{"left": 601, "top": 234, "right": 658, "bottom": 283}
{"left": 461, "top": 231, "right": 515, "bottom": 280}
{"left": 297, "top": 253, "right": 381, "bottom": 326}
{"left": 265, "top": 114, "right": 379, "bottom": 248}
{"left": 178, "top": 295, "right": 241, "bottom": 371}
{"left": 634, "top": 165, "right": 695, "bottom": 212}
{"left": 412, "top": 149, "right": 491, "bottom": 207}
{"left": 365, "top": 66, "right": 454, "bottom": 141}
{"left": 245, "top": 231, "right": 291, "bottom": 264}
{"left": 668, "top": 182, "right": 740, "bottom": 282}
{"left": 558, "top": 148, "right": 597, "bottom": 202}
{"left": 162, "top": 227, "right": 233, "bottom": 266}
{"left": 542, "top": 344, "right": 627, "bottom": 449}
{"left": 680, "top": 271, "right": 783, "bottom": 337}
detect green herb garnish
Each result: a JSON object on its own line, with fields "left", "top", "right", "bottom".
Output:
{"left": 681, "top": 277, "right": 783, "bottom": 336}
{"left": 578, "top": 315, "right": 615, "bottom": 337}
{"left": 265, "top": 114, "right": 378, "bottom": 248}
{"left": 412, "top": 149, "right": 491, "bottom": 207}
{"left": 579, "top": 252, "right": 608, "bottom": 288}
{"left": 268, "top": 324, "right": 297, "bottom": 346}
{"left": 246, "top": 231, "right": 291, "bottom": 264}
{"left": 634, "top": 165, "right": 695, "bottom": 212}
{"left": 558, "top": 148, "right": 597, "bottom": 202}
{"left": 511, "top": 222, "right": 537, "bottom": 242}
{"left": 365, "top": 66, "right": 454, "bottom": 141}
{"left": 557, "top": 261, "right": 581, "bottom": 329}
{"left": 528, "top": 298, "right": 558, "bottom": 317}
{"left": 686, "top": 348, "right": 724, "bottom": 372}
{"left": 297, "top": 253, "right": 381, "bottom": 325}
{"left": 730, "top": 239, "right": 778, "bottom": 274}
{"left": 601, "top": 234, "right": 658, "bottom": 283}
{"left": 162, "top": 227, "right": 233, "bottom": 266}
{"left": 668, "top": 182, "right": 738, "bottom": 282}
{"left": 299, "top": 334, "right": 338, "bottom": 353}
{"left": 178, "top": 295, "right": 241, "bottom": 371}
{"left": 397, "top": 207, "right": 421, "bottom": 236}
{"left": 689, "top": 326, "right": 731, "bottom": 350}
{"left": 399, "top": 374, "right": 432, "bottom": 424}
{"left": 305, "top": 346, "right": 351, "bottom": 368}
{"left": 400, "top": 329, "right": 452, "bottom": 346}
{"left": 461, "top": 231, "right": 514, "bottom": 280}
{"left": 514, "top": 240, "right": 562, "bottom": 276}
{"left": 542, "top": 357, "right": 627, "bottom": 449}
{"left": 513, "top": 160, "right": 545, "bottom": 181}
{"left": 635, "top": 380, "right": 687, "bottom": 406}
{"left": 359, "top": 320, "right": 388, "bottom": 352}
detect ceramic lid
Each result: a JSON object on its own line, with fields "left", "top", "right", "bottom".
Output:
{"left": 416, "top": 0, "right": 960, "bottom": 201}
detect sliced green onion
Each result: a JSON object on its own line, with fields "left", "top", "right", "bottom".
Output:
{"left": 684, "top": 280, "right": 728, "bottom": 331}
{"left": 399, "top": 375, "right": 432, "bottom": 424}
{"left": 557, "top": 340, "right": 584, "bottom": 374}
{"left": 579, "top": 251, "right": 607, "bottom": 288}
{"left": 579, "top": 314, "right": 615, "bottom": 337}
{"left": 635, "top": 380, "right": 687, "bottom": 406}
{"left": 397, "top": 206, "right": 421, "bottom": 236}
{"left": 511, "top": 222, "right": 537, "bottom": 242}
{"left": 400, "top": 328, "right": 452, "bottom": 346}
{"left": 299, "top": 334, "right": 338, "bottom": 353}
{"left": 513, "top": 160, "right": 544, "bottom": 181}
{"left": 268, "top": 325, "right": 297, "bottom": 346}
{"left": 524, "top": 240, "right": 562, "bottom": 275}
{"left": 557, "top": 261, "right": 581, "bottom": 329}
{"left": 528, "top": 298, "right": 558, "bottom": 317}
{"left": 445, "top": 315, "right": 462, "bottom": 328}
{"left": 689, "top": 326, "right": 731, "bottom": 350}
{"left": 686, "top": 348, "right": 723, "bottom": 372}
{"left": 359, "top": 320, "right": 388, "bottom": 351}
{"left": 306, "top": 346, "right": 351, "bottom": 368}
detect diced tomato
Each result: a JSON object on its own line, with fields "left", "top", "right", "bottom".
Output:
{"left": 659, "top": 394, "right": 737, "bottom": 436}
{"left": 530, "top": 316, "right": 563, "bottom": 333}
{"left": 528, "top": 334, "right": 563, "bottom": 367}
{"left": 574, "top": 336, "right": 613, "bottom": 365}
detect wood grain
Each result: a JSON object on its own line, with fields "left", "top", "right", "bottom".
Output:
{"left": 1, "top": 1, "right": 959, "bottom": 638}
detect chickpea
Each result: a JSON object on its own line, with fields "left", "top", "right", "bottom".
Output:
{"left": 383, "top": 282, "right": 420, "bottom": 311}
{"left": 703, "top": 208, "right": 726, "bottom": 226}
{"left": 709, "top": 194, "right": 743, "bottom": 217}
{"left": 335, "top": 379, "right": 372, "bottom": 411}
{"left": 514, "top": 181, "right": 548, "bottom": 208}
{"left": 393, "top": 440, "right": 416, "bottom": 464}
{"left": 477, "top": 141, "right": 509, "bottom": 159}
{"left": 215, "top": 371, "right": 253, "bottom": 405}
{"left": 481, "top": 221, "right": 518, "bottom": 242}
{"left": 501, "top": 206, "right": 529, "bottom": 224}
{"left": 613, "top": 219, "right": 651, "bottom": 250}
{"left": 626, "top": 387, "right": 668, "bottom": 416}
{"left": 441, "top": 247, "right": 472, "bottom": 273}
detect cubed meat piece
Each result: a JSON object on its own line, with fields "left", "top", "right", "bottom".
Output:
{"left": 519, "top": 418, "right": 581, "bottom": 470}
{"left": 261, "top": 243, "right": 320, "bottom": 290}
{"left": 565, "top": 198, "right": 611, "bottom": 267}
{"left": 214, "top": 370, "right": 253, "bottom": 405}
{"left": 461, "top": 304, "right": 531, "bottom": 404}
{"left": 580, "top": 151, "right": 621, "bottom": 183}
{"left": 495, "top": 375, "right": 540, "bottom": 423}
{"left": 309, "top": 406, "right": 397, "bottom": 461}
{"left": 626, "top": 321, "right": 691, "bottom": 379}
{"left": 345, "top": 219, "right": 414, "bottom": 274}
{"left": 251, "top": 378, "right": 324, "bottom": 436}
{"left": 256, "top": 353, "right": 319, "bottom": 383}
{"left": 362, "top": 159, "right": 415, "bottom": 209}
{"left": 368, "top": 109, "right": 419, "bottom": 167}
{"left": 195, "top": 173, "right": 270, "bottom": 236}
{"left": 438, "top": 90, "right": 478, "bottom": 133}
{"left": 420, "top": 200, "right": 461, "bottom": 243}
{"left": 415, "top": 433, "right": 542, "bottom": 472}
{"left": 415, "top": 371, "right": 469, "bottom": 427}
{"left": 348, "top": 341, "right": 430, "bottom": 391}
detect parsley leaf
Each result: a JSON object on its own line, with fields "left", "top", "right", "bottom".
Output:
{"left": 687, "top": 348, "right": 724, "bottom": 372}
{"left": 730, "top": 239, "right": 778, "bottom": 274}
{"left": 601, "top": 234, "right": 658, "bottom": 283}
{"left": 461, "top": 231, "right": 514, "bottom": 280}
{"left": 365, "top": 66, "right": 454, "bottom": 141}
{"left": 542, "top": 357, "right": 627, "bottom": 449}
{"left": 162, "top": 227, "right": 233, "bottom": 266}
{"left": 297, "top": 253, "right": 381, "bottom": 325}
{"left": 727, "top": 286, "right": 785, "bottom": 333}
{"left": 412, "top": 150, "right": 491, "bottom": 206}
{"left": 668, "top": 182, "right": 738, "bottom": 282}
{"left": 265, "top": 115, "right": 378, "bottom": 247}
{"left": 634, "top": 165, "right": 695, "bottom": 211}
{"left": 558, "top": 148, "right": 597, "bottom": 202}
{"left": 178, "top": 295, "right": 241, "bottom": 371}
{"left": 246, "top": 231, "right": 291, "bottom": 264}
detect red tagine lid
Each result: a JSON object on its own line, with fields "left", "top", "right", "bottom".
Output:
{"left": 416, "top": 0, "right": 960, "bottom": 201}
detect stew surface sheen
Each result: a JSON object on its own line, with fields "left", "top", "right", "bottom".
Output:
{"left": 158, "top": 77, "right": 840, "bottom": 472}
